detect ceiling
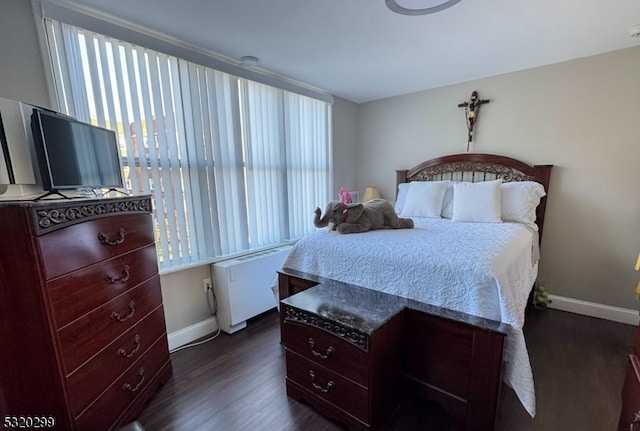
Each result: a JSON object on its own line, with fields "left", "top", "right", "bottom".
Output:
{"left": 60, "top": 0, "right": 640, "bottom": 103}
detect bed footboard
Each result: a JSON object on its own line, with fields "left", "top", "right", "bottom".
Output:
{"left": 402, "top": 308, "right": 505, "bottom": 431}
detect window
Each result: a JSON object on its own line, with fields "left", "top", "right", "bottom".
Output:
{"left": 43, "top": 20, "right": 332, "bottom": 271}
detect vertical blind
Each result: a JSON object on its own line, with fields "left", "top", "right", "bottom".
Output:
{"left": 44, "top": 19, "right": 332, "bottom": 270}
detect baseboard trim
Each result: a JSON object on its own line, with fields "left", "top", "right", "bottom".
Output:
{"left": 167, "top": 316, "right": 219, "bottom": 351}
{"left": 548, "top": 294, "right": 639, "bottom": 326}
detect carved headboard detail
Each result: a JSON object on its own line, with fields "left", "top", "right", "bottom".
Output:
{"left": 408, "top": 161, "right": 535, "bottom": 183}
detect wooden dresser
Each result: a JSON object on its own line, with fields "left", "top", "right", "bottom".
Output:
{"left": 619, "top": 338, "right": 640, "bottom": 430}
{"left": 0, "top": 195, "right": 172, "bottom": 431}
{"left": 618, "top": 255, "right": 640, "bottom": 431}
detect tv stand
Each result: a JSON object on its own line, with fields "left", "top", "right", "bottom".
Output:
{"left": 34, "top": 190, "right": 72, "bottom": 200}
{"left": 101, "top": 188, "right": 130, "bottom": 196}
{"left": 33, "top": 189, "right": 130, "bottom": 201}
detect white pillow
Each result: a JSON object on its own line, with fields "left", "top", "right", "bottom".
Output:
{"left": 452, "top": 180, "right": 502, "bottom": 223}
{"left": 501, "top": 181, "right": 546, "bottom": 227}
{"left": 400, "top": 181, "right": 449, "bottom": 218}
{"left": 395, "top": 182, "right": 410, "bottom": 213}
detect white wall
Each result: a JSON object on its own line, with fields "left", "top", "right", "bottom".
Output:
{"left": 357, "top": 46, "right": 640, "bottom": 311}
{"left": 160, "top": 265, "right": 213, "bottom": 333}
{"left": 0, "top": 1, "right": 50, "bottom": 196}
{"left": 332, "top": 97, "right": 359, "bottom": 196}
{"left": 0, "top": 0, "right": 49, "bottom": 107}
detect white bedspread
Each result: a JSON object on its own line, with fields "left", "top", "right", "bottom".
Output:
{"left": 280, "top": 217, "right": 538, "bottom": 417}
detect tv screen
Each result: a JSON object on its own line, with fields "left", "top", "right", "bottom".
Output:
{"left": 31, "top": 109, "right": 123, "bottom": 191}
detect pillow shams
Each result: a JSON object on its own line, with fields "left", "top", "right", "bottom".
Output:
{"left": 501, "top": 181, "right": 546, "bottom": 226}
{"left": 452, "top": 179, "right": 502, "bottom": 223}
{"left": 400, "top": 181, "right": 449, "bottom": 218}
{"left": 400, "top": 178, "right": 545, "bottom": 225}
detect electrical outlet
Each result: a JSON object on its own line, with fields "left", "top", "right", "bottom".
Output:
{"left": 203, "top": 278, "right": 212, "bottom": 293}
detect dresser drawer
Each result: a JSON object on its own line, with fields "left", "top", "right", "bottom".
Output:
{"left": 48, "top": 244, "right": 159, "bottom": 328}
{"left": 286, "top": 349, "right": 369, "bottom": 423}
{"left": 38, "top": 214, "right": 155, "bottom": 279}
{"left": 75, "top": 336, "right": 170, "bottom": 431}
{"left": 282, "top": 320, "right": 369, "bottom": 386}
{"left": 58, "top": 276, "right": 163, "bottom": 374}
{"left": 66, "top": 305, "right": 167, "bottom": 417}
{"left": 619, "top": 354, "right": 640, "bottom": 431}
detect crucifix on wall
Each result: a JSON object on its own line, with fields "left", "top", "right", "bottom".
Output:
{"left": 457, "top": 90, "right": 490, "bottom": 151}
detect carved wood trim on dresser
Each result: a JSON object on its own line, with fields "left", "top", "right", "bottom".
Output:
{"left": 0, "top": 195, "right": 172, "bottom": 431}
{"left": 30, "top": 195, "right": 152, "bottom": 235}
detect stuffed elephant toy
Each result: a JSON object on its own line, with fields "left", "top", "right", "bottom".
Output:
{"left": 314, "top": 199, "right": 414, "bottom": 234}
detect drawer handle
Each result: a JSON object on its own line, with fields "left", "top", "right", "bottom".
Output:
{"left": 105, "top": 265, "right": 131, "bottom": 284}
{"left": 117, "top": 334, "right": 142, "bottom": 358}
{"left": 308, "top": 338, "right": 334, "bottom": 359}
{"left": 631, "top": 411, "right": 640, "bottom": 431}
{"left": 309, "top": 370, "right": 335, "bottom": 394}
{"left": 111, "top": 300, "right": 136, "bottom": 322}
{"left": 97, "top": 227, "right": 126, "bottom": 246}
{"left": 123, "top": 367, "right": 145, "bottom": 392}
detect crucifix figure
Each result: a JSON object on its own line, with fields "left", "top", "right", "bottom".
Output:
{"left": 458, "top": 90, "right": 490, "bottom": 151}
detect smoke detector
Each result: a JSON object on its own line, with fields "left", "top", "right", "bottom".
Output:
{"left": 240, "top": 56, "right": 259, "bottom": 67}
{"left": 629, "top": 24, "right": 640, "bottom": 38}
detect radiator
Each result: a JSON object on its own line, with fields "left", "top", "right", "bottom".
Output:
{"left": 211, "top": 245, "right": 293, "bottom": 334}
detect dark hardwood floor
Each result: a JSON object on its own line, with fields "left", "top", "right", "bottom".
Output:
{"left": 136, "top": 307, "right": 634, "bottom": 431}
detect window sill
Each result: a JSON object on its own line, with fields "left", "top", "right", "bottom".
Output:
{"left": 157, "top": 240, "right": 299, "bottom": 276}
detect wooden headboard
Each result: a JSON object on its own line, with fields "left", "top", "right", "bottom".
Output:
{"left": 396, "top": 153, "right": 553, "bottom": 239}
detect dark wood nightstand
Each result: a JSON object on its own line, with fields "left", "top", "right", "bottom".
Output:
{"left": 281, "top": 281, "right": 404, "bottom": 430}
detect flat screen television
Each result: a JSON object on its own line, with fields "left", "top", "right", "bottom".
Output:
{"left": 31, "top": 108, "right": 123, "bottom": 195}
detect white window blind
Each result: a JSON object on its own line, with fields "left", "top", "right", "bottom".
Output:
{"left": 43, "top": 19, "right": 332, "bottom": 270}
{"left": 240, "top": 80, "right": 287, "bottom": 247}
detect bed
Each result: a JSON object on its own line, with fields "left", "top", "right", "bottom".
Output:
{"left": 277, "top": 153, "right": 552, "bottom": 426}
